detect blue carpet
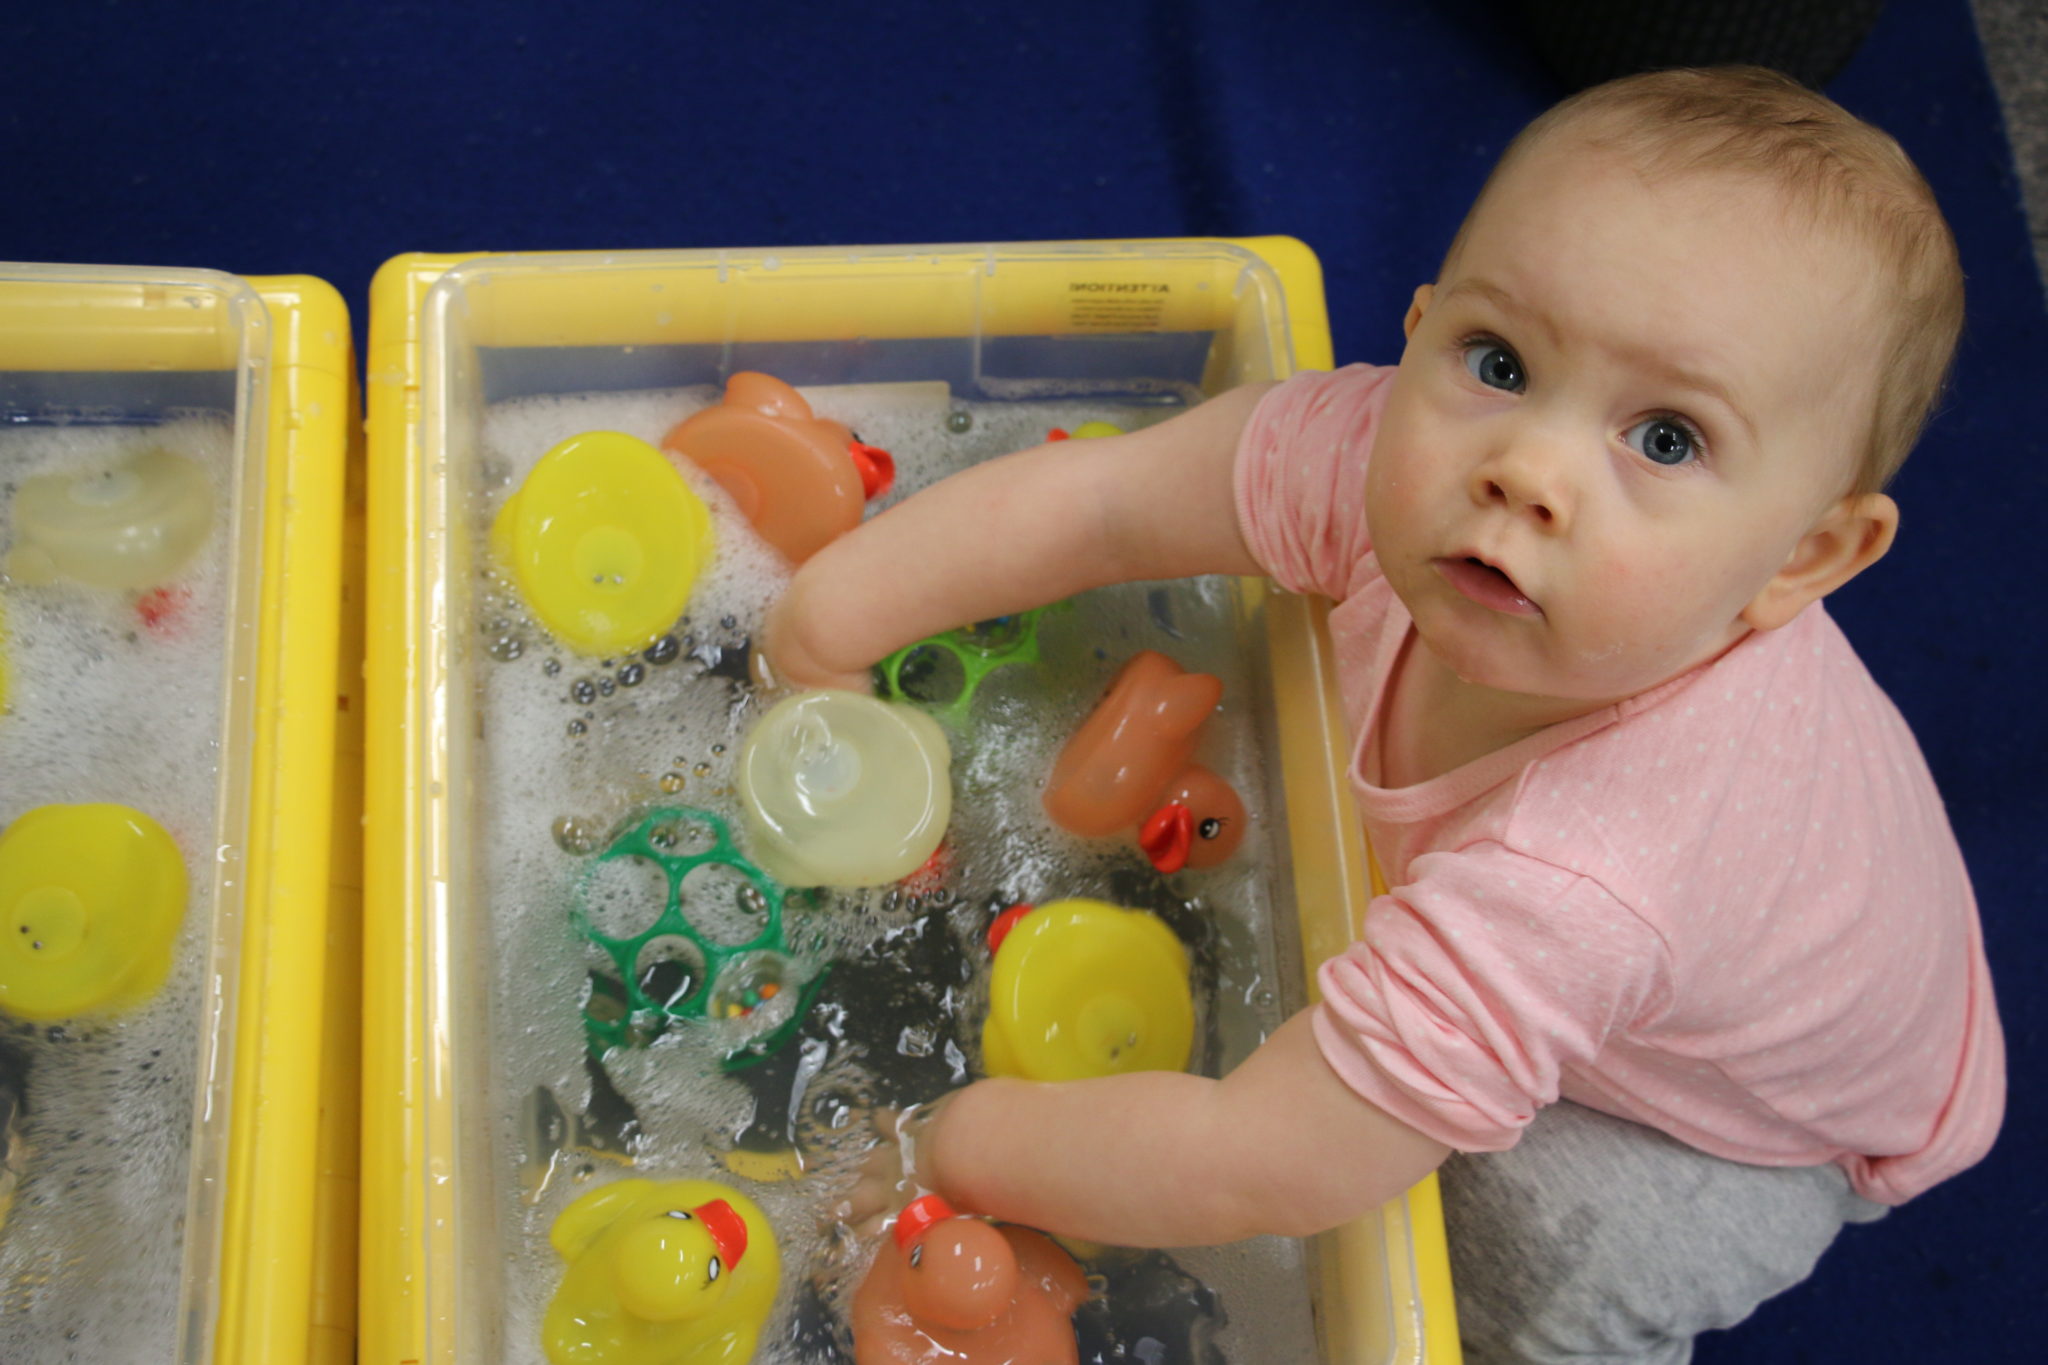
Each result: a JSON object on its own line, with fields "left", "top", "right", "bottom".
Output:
{"left": 3, "top": 0, "right": 2041, "bottom": 1358}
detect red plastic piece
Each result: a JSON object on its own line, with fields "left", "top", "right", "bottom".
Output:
{"left": 902, "top": 843, "right": 953, "bottom": 896}
{"left": 136, "top": 584, "right": 190, "bottom": 636}
{"left": 985, "top": 903, "right": 1035, "bottom": 955}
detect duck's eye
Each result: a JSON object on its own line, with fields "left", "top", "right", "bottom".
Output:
{"left": 706, "top": 1256, "right": 722, "bottom": 1282}
{"left": 1198, "top": 817, "right": 1224, "bottom": 840}
{"left": 666, "top": 1209, "right": 692, "bottom": 1220}
{"left": 909, "top": 1243, "right": 924, "bottom": 1269}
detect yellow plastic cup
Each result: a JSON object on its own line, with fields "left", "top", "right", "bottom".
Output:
{"left": 490, "top": 431, "right": 713, "bottom": 657}
{"left": 0, "top": 802, "right": 187, "bottom": 1020}
{"left": 982, "top": 898, "right": 1193, "bottom": 1082}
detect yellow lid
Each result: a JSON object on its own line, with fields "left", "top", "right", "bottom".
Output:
{"left": 490, "top": 431, "right": 713, "bottom": 657}
{"left": 0, "top": 802, "right": 187, "bottom": 1020}
{"left": 983, "top": 898, "right": 1193, "bottom": 1082}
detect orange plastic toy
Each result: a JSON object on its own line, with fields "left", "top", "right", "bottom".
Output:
{"left": 1042, "top": 651, "right": 1247, "bottom": 873}
{"left": 660, "top": 372, "right": 894, "bottom": 565}
{"left": 851, "top": 1194, "right": 1088, "bottom": 1365}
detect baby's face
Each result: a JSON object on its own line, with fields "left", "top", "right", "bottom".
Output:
{"left": 1368, "top": 135, "right": 1884, "bottom": 705}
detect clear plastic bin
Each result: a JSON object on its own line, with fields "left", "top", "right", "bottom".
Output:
{"left": 0, "top": 265, "right": 353, "bottom": 1363}
{"left": 362, "top": 241, "right": 1459, "bottom": 1365}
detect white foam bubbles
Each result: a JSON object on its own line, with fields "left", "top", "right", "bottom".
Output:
{"left": 0, "top": 416, "right": 238, "bottom": 1360}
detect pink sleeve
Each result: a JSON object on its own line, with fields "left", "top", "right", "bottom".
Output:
{"left": 1313, "top": 843, "right": 1673, "bottom": 1152}
{"left": 1233, "top": 364, "right": 1395, "bottom": 600}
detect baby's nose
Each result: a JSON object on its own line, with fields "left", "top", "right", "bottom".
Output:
{"left": 1475, "top": 428, "right": 1572, "bottom": 527}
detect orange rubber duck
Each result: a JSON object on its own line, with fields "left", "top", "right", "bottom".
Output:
{"left": 660, "top": 372, "right": 894, "bottom": 564}
{"left": 852, "top": 1194, "right": 1089, "bottom": 1365}
{"left": 1042, "top": 650, "right": 1247, "bottom": 873}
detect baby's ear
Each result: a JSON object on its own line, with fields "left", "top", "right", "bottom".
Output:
{"left": 1741, "top": 492, "right": 1899, "bottom": 632}
{"left": 1403, "top": 284, "right": 1435, "bottom": 340}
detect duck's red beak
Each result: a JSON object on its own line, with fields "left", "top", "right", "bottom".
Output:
{"left": 894, "top": 1193, "right": 958, "bottom": 1251}
{"left": 1139, "top": 804, "right": 1193, "bottom": 874}
{"left": 847, "top": 440, "right": 895, "bottom": 500}
{"left": 693, "top": 1198, "right": 749, "bottom": 1271}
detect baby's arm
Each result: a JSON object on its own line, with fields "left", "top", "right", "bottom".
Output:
{"left": 913, "top": 1010, "right": 1449, "bottom": 1248}
{"left": 764, "top": 383, "right": 1277, "bottom": 691}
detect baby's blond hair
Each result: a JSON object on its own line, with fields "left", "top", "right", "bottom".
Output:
{"left": 1452, "top": 67, "right": 1963, "bottom": 495}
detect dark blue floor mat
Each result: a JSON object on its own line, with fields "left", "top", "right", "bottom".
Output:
{"left": 2, "top": 0, "right": 2041, "bottom": 1358}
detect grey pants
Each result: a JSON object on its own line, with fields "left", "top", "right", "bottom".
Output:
{"left": 1441, "top": 1101, "right": 1887, "bottom": 1364}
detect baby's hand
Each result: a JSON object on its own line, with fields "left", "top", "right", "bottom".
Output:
{"left": 828, "top": 1099, "right": 950, "bottom": 1240}
{"left": 757, "top": 588, "right": 878, "bottom": 694}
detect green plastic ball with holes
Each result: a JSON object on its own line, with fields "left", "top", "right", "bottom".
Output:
{"left": 875, "top": 608, "right": 1050, "bottom": 725}
{"left": 572, "top": 806, "right": 822, "bottom": 1069}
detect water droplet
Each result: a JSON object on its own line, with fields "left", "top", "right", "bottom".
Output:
{"left": 720, "top": 616, "right": 737, "bottom": 631}
{"left": 659, "top": 772, "right": 686, "bottom": 794}
{"left": 488, "top": 635, "right": 524, "bottom": 662}
{"left": 945, "top": 409, "right": 973, "bottom": 433}
{"left": 693, "top": 762, "right": 712, "bottom": 777}
{"left": 646, "top": 634, "right": 680, "bottom": 665}
{"left": 567, "top": 719, "right": 587, "bottom": 737}
{"left": 618, "top": 662, "right": 646, "bottom": 687}
{"left": 542, "top": 657, "right": 562, "bottom": 676}
{"left": 570, "top": 679, "right": 598, "bottom": 705}
{"left": 598, "top": 677, "right": 616, "bottom": 697}
{"left": 710, "top": 743, "right": 725, "bottom": 755}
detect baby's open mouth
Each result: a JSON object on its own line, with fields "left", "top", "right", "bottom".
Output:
{"left": 1437, "top": 556, "right": 1542, "bottom": 617}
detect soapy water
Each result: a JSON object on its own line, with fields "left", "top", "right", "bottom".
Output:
{"left": 462, "top": 384, "right": 1316, "bottom": 1362}
{"left": 0, "top": 418, "right": 239, "bottom": 1360}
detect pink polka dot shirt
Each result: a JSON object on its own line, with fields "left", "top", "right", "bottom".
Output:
{"left": 1235, "top": 366, "right": 2005, "bottom": 1203}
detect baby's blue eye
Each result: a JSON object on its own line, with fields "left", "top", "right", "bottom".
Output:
{"left": 1625, "top": 417, "right": 1699, "bottom": 466}
{"left": 1463, "top": 343, "right": 1524, "bottom": 392}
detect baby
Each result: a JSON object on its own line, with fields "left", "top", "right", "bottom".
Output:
{"left": 765, "top": 67, "right": 2005, "bottom": 1362}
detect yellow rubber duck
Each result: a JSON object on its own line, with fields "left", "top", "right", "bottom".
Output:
{"left": 0, "top": 803, "right": 186, "bottom": 1021}
{"left": 492, "top": 431, "right": 714, "bottom": 657}
{"left": 981, "top": 898, "right": 1193, "bottom": 1083}
{"left": 543, "top": 1177, "right": 779, "bottom": 1365}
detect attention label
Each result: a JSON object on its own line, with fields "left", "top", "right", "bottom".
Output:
{"left": 1068, "top": 281, "right": 1170, "bottom": 331}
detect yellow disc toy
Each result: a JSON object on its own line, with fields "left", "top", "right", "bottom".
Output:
{"left": 0, "top": 803, "right": 187, "bottom": 1021}
{"left": 982, "top": 898, "right": 1193, "bottom": 1082}
{"left": 491, "top": 431, "right": 714, "bottom": 657}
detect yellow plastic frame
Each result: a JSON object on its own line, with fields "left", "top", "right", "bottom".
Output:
{"left": 362, "top": 240, "right": 1459, "bottom": 1365}
{"left": 0, "top": 269, "right": 354, "bottom": 1364}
